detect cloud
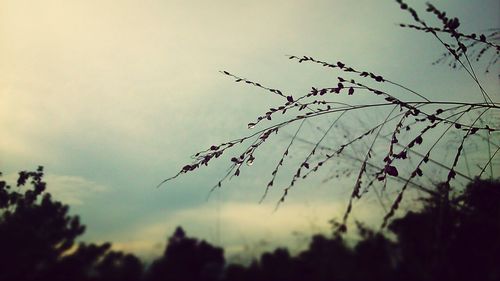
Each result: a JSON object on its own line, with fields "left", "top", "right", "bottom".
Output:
{"left": 0, "top": 0, "right": 314, "bottom": 171}
{"left": 105, "top": 198, "right": 386, "bottom": 260}
{"left": 2, "top": 172, "right": 108, "bottom": 206}
{"left": 44, "top": 174, "right": 108, "bottom": 205}
{"left": 111, "top": 240, "right": 165, "bottom": 261}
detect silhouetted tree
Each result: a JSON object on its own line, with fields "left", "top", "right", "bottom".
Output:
{"left": 0, "top": 167, "right": 84, "bottom": 280}
{"left": 94, "top": 251, "right": 144, "bottom": 281}
{"left": 390, "top": 179, "right": 500, "bottom": 281}
{"left": 1, "top": 170, "right": 498, "bottom": 280}
{"left": 351, "top": 223, "right": 397, "bottom": 281}
{"left": 0, "top": 167, "right": 144, "bottom": 281}
{"left": 146, "top": 227, "right": 225, "bottom": 281}
{"left": 221, "top": 179, "right": 499, "bottom": 281}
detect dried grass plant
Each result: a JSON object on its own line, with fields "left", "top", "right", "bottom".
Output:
{"left": 160, "top": 1, "right": 499, "bottom": 232}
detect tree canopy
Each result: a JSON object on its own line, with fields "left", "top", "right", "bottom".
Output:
{"left": 1, "top": 168, "right": 498, "bottom": 280}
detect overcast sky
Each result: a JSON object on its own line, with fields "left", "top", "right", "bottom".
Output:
{"left": 1, "top": 0, "right": 498, "bottom": 260}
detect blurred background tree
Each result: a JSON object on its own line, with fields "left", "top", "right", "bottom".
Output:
{"left": 0, "top": 167, "right": 143, "bottom": 281}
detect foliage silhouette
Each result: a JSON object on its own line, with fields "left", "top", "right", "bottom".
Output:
{"left": 388, "top": 179, "right": 500, "bottom": 281}
{"left": 1, "top": 168, "right": 499, "bottom": 280}
{"left": 0, "top": 167, "right": 144, "bottom": 281}
{"left": 222, "top": 179, "right": 500, "bottom": 281}
{"left": 146, "top": 226, "right": 225, "bottom": 281}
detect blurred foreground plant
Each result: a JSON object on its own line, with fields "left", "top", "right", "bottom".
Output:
{"left": 161, "top": 0, "right": 499, "bottom": 231}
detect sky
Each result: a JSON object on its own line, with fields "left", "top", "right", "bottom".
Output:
{"left": 1, "top": 0, "right": 498, "bottom": 261}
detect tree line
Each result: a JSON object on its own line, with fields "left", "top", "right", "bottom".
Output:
{"left": 1, "top": 167, "right": 498, "bottom": 281}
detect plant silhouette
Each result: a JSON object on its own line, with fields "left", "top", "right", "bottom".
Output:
{"left": 160, "top": 0, "right": 499, "bottom": 233}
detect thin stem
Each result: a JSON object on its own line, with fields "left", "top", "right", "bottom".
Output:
{"left": 478, "top": 146, "right": 500, "bottom": 178}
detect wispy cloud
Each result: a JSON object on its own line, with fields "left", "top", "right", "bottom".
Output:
{"left": 45, "top": 174, "right": 108, "bottom": 205}
{"left": 105, "top": 199, "right": 385, "bottom": 260}
{"left": 2, "top": 173, "right": 108, "bottom": 206}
